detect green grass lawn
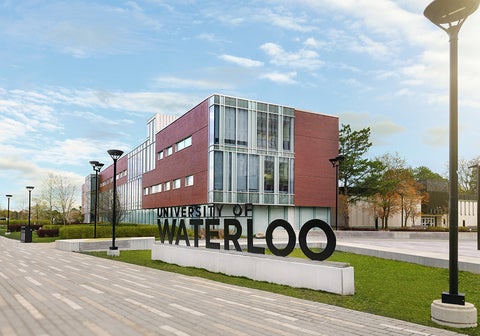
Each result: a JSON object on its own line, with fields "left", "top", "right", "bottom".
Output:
{"left": 88, "top": 248, "right": 480, "bottom": 335}
{"left": 0, "top": 230, "right": 58, "bottom": 243}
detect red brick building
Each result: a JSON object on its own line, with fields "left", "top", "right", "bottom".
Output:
{"left": 84, "top": 94, "right": 339, "bottom": 234}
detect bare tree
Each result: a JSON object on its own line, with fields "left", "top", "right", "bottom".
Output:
{"left": 98, "top": 189, "right": 126, "bottom": 225}
{"left": 40, "top": 174, "right": 77, "bottom": 224}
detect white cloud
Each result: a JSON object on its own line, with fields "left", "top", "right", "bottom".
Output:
{"left": 260, "top": 42, "right": 324, "bottom": 70}
{"left": 260, "top": 72, "right": 297, "bottom": 84}
{"left": 257, "top": 9, "right": 315, "bottom": 32}
{"left": 219, "top": 54, "right": 264, "bottom": 68}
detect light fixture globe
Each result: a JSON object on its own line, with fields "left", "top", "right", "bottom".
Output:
{"left": 107, "top": 149, "right": 124, "bottom": 160}
{"left": 26, "top": 186, "right": 34, "bottom": 191}
{"left": 424, "top": 0, "right": 479, "bottom": 25}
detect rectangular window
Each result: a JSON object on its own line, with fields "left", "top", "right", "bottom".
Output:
{"left": 214, "top": 105, "right": 220, "bottom": 144}
{"left": 214, "top": 151, "right": 223, "bottom": 190}
{"left": 282, "top": 117, "right": 292, "bottom": 151}
{"left": 279, "top": 158, "right": 289, "bottom": 193}
{"left": 264, "top": 156, "right": 274, "bottom": 193}
{"left": 157, "top": 151, "right": 164, "bottom": 160}
{"left": 164, "top": 181, "right": 171, "bottom": 191}
{"left": 226, "top": 152, "right": 232, "bottom": 191}
{"left": 237, "top": 109, "right": 248, "bottom": 146}
{"left": 237, "top": 153, "right": 248, "bottom": 192}
{"left": 166, "top": 146, "right": 173, "bottom": 156}
{"left": 257, "top": 112, "right": 267, "bottom": 149}
{"left": 268, "top": 114, "right": 278, "bottom": 150}
{"left": 151, "top": 184, "right": 161, "bottom": 193}
{"left": 185, "top": 175, "right": 194, "bottom": 186}
{"left": 249, "top": 155, "right": 259, "bottom": 191}
{"left": 173, "top": 179, "right": 181, "bottom": 189}
{"left": 177, "top": 136, "right": 192, "bottom": 151}
{"left": 225, "top": 106, "right": 236, "bottom": 144}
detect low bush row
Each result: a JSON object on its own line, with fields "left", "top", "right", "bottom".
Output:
{"left": 57, "top": 224, "right": 160, "bottom": 239}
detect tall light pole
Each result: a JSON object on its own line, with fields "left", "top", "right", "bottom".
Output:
{"left": 329, "top": 155, "right": 345, "bottom": 230}
{"left": 468, "top": 164, "right": 480, "bottom": 251}
{"left": 26, "top": 186, "right": 34, "bottom": 243}
{"left": 89, "top": 160, "right": 104, "bottom": 239}
{"left": 107, "top": 149, "right": 123, "bottom": 256}
{"left": 425, "top": 0, "right": 478, "bottom": 328}
{"left": 5, "top": 194, "right": 12, "bottom": 233}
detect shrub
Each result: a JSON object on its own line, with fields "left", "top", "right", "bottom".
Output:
{"left": 57, "top": 224, "right": 160, "bottom": 239}
{"left": 37, "top": 228, "right": 59, "bottom": 238}
{"left": 8, "top": 223, "right": 42, "bottom": 232}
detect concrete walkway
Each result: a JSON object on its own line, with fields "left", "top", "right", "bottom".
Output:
{"left": 334, "top": 232, "right": 480, "bottom": 274}
{"left": 0, "top": 236, "right": 468, "bottom": 336}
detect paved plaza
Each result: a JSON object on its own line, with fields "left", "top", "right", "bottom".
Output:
{"left": 0, "top": 235, "right": 472, "bottom": 336}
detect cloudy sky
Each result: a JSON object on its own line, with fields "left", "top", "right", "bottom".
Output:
{"left": 1, "top": 0, "right": 480, "bottom": 210}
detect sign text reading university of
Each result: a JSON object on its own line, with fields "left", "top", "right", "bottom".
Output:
{"left": 157, "top": 203, "right": 336, "bottom": 261}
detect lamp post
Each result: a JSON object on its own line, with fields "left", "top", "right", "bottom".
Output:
{"left": 425, "top": 0, "right": 478, "bottom": 328}
{"left": 5, "top": 194, "right": 12, "bottom": 233}
{"left": 89, "top": 160, "right": 104, "bottom": 239}
{"left": 26, "top": 186, "right": 34, "bottom": 243}
{"left": 107, "top": 149, "right": 123, "bottom": 256}
{"left": 329, "top": 155, "right": 345, "bottom": 230}
{"left": 468, "top": 164, "right": 480, "bottom": 251}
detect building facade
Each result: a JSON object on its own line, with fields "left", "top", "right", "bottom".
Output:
{"left": 83, "top": 94, "right": 339, "bottom": 234}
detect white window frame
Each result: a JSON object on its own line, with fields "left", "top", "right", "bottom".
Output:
{"left": 173, "top": 178, "right": 181, "bottom": 189}
{"left": 185, "top": 175, "right": 194, "bottom": 186}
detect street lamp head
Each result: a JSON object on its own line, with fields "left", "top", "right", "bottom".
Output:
{"left": 26, "top": 186, "right": 34, "bottom": 191}
{"left": 424, "top": 0, "right": 479, "bottom": 29}
{"left": 90, "top": 160, "right": 104, "bottom": 172}
{"left": 107, "top": 149, "right": 124, "bottom": 161}
{"left": 6, "top": 194, "right": 12, "bottom": 199}
{"left": 329, "top": 154, "right": 345, "bottom": 167}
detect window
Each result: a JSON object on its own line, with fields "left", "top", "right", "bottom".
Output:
{"left": 213, "top": 105, "right": 220, "bottom": 144}
{"left": 249, "top": 155, "right": 259, "bottom": 191}
{"left": 282, "top": 117, "right": 292, "bottom": 151}
{"left": 173, "top": 179, "right": 181, "bottom": 189}
{"left": 144, "top": 188, "right": 149, "bottom": 195}
{"left": 268, "top": 114, "right": 278, "bottom": 150}
{"left": 166, "top": 146, "right": 173, "bottom": 156}
{"left": 151, "top": 184, "right": 161, "bottom": 193}
{"left": 237, "top": 154, "right": 247, "bottom": 192}
{"left": 264, "top": 156, "right": 274, "bottom": 192}
{"left": 177, "top": 136, "right": 192, "bottom": 151}
{"left": 214, "top": 151, "right": 223, "bottom": 190}
{"left": 237, "top": 109, "right": 248, "bottom": 146}
{"left": 257, "top": 112, "right": 267, "bottom": 149}
{"left": 279, "top": 158, "right": 289, "bottom": 193}
{"left": 164, "top": 181, "right": 171, "bottom": 191}
{"left": 225, "top": 106, "right": 236, "bottom": 144}
{"left": 185, "top": 175, "right": 194, "bottom": 186}
{"left": 157, "top": 151, "right": 164, "bottom": 160}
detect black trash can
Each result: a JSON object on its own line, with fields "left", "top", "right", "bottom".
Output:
{"left": 20, "top": 226, "right": 32, "bottom": 243}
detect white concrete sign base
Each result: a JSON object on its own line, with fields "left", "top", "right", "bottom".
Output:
{"left": 56, "top": 237, "right": 155, "bottom": 252}
{"left": 151, "top": 243, "right": 355, "bottom": 295}
{"left": 431, "top": 300, "right": 477, "bottom": 328}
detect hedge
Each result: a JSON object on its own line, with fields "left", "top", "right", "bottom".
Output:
{"left": 58, "top": 224, "right": 160, "bottom": 239}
